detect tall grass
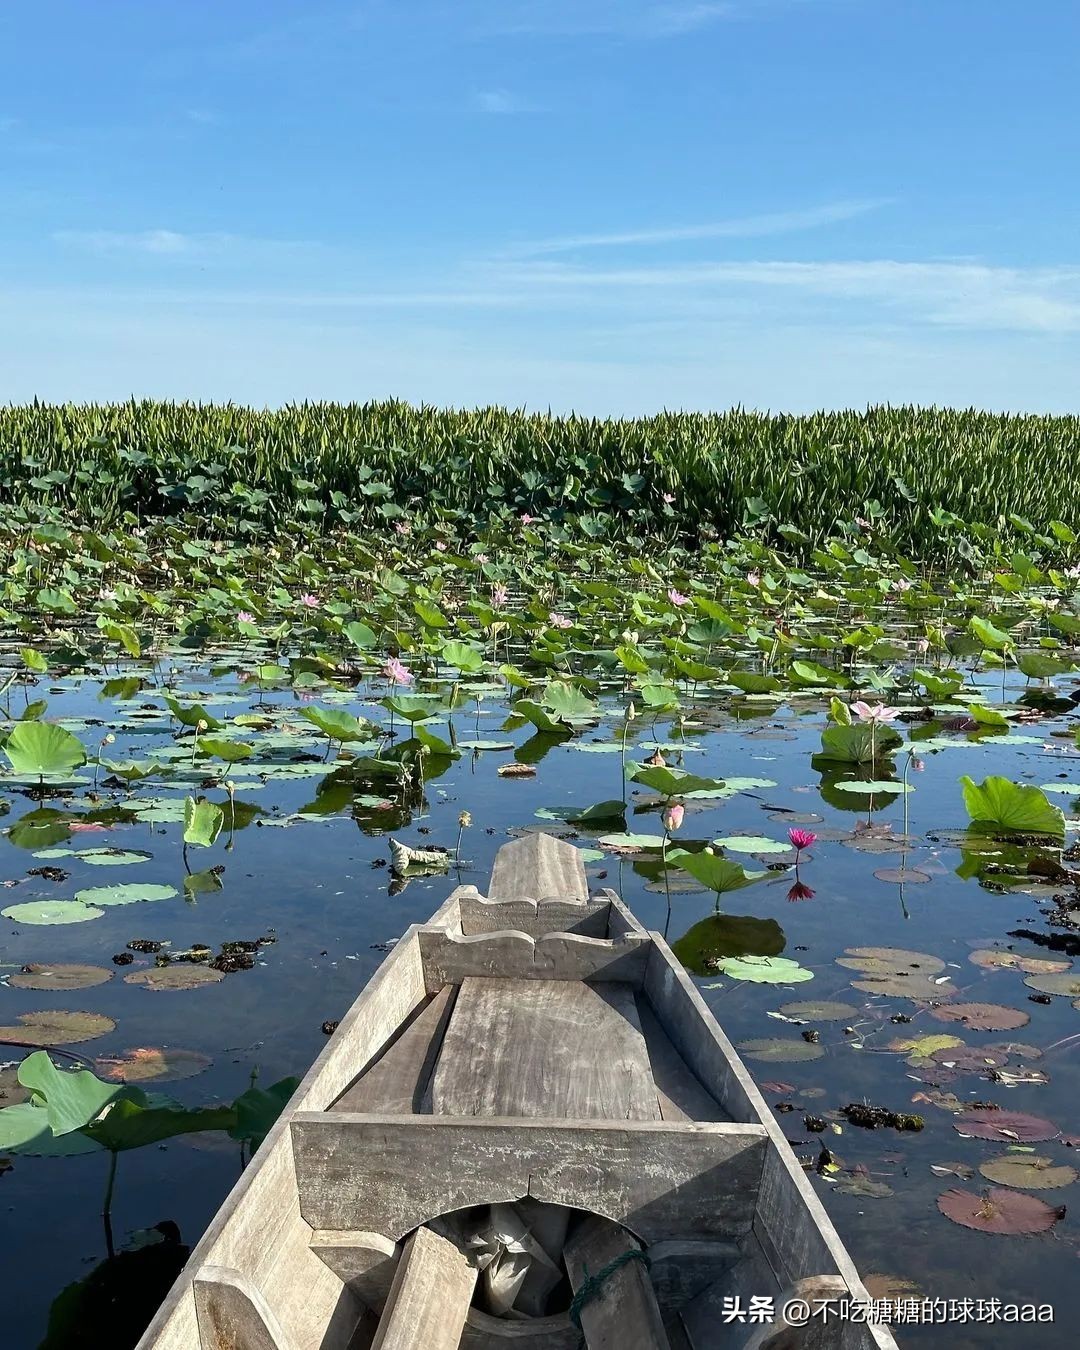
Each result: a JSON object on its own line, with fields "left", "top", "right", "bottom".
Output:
{"left": 1, "top": 400, "right": 1076, "bottom": 550}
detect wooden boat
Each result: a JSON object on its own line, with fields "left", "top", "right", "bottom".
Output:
{"left": 137, "top": 834, "right": 899, "bottom": 1350}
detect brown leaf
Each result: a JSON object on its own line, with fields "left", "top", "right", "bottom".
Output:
{"left": 937, "top": 1186, "right": 1065, "bottom": 1234}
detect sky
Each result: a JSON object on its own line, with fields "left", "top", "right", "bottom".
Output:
{"left": 1, "top": 0, "right": 1078, "bottom": 414}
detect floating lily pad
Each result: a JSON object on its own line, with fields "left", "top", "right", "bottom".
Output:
{"left": 74, "top": 883, "right": 179, "bottom": 907}
{"left": 7, "top": 962, "right": 113, "bottom": 991}
{"left": 76, "top": 848, "right": 154, "bottom": 866}
{"left": 778, "top": 1000, "right": 856, "bottom": 1021}
{"left": 0, "top": 1009, "right": 115, "bottom": 1045}
{"left": 837, "top": 946, "right": 945, "bottom": 976}
{"left": 124, "top": 965, "right": 226, "bottom": 991}
{"left": 736, "top": 1037, "right": 825, "bottom": 1063}
{"left": 710, "top": 956, "right": 813, "bottom": 984}
{"left": 969, "top": 950, "right": 1071, "bottom": 975}
{"left": 715, "top": 836, "right": 792, "bottom": 856}
{"left": 954, "top": 1109, "right": 1060, "bottom": 1142}
{"left": 937, "top": 1186, "right": 1065, "bottom": 1234}
{"left": 978, "top": 1155, "right": 1078, "bottom": 1190}
{"left": 931, "top": 1002, "right": 1030, "bottom": 1032}
{"left": 95, "top": 1047, "right": 212, "bottom": 1082}
{"left": 873, "top": 867, "right": 931, "bottom": 884}
{"left": 1, "top": 900, "right": 103, "bottom": 925}
{"left": 889, "top": 1034, "right": 964, "bottom": 1064}
{"left": 1023, "top": 972, "right": 1080, "bottom": 998}
{"left": 931, "top": 1045, "right": 1009, "bottom": 1072}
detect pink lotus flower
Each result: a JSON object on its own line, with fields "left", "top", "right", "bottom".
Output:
{"left": 520, "top": 513, "right": 536, "bottom": 525}
{"left": 394, "top": 522, "right": 411, "bottom": 536}
{"left": 855, "top": 516, "right": 872, "bottom": 530}
{"left": 892, "top": 578, "right": 912, "bottom": 592}
{"left": 788, "top": 827, "right": 817, "bottom": 852}
{"left": 663, "top": 803, "right": 685, "bottom": 833}
{"left": 237, "top": 611, "right": 255, "bottom": 624}
{"left": 910, "top": 756, "right": 925, "bottom": 772}
{"left": 914, "top": 637, "right": 930, "bottom": 653}
{"left": 476, "top": 554, "right": 490, "bottom": 565}
{"left": 662, "top": 492, "right": 676, "bottom": 505}
{"left": 851, "top": 700, "right": 901, "bottom": 724}
{"left": 746, "top": 570, "right": 761, "bottom": 587}
{"left": 492, "top": 583, "right": 509, "bottom": 609}
{"left": 383, "top": 657, "right": 413, "bottom": 686}
{"left": 298, "top": 593, "right": 319, "bottom": 609}
{"left": 548, "top": 612, "right": 573, "bottom": 629}
{"left": 787, "top": 880, "right": 816, "bottom": 902}
{"left": 69, "top": 821, "right": 108, "bottom": 833}
{"left": 667, "top": 588, "right": 689, "bottom": 607}
{"left": 435, "top": 541, "right": 448, "bottom": 552}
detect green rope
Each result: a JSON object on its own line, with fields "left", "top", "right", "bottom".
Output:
{"left": 569, "top": 1247, "right": 651, "bottom": 1342}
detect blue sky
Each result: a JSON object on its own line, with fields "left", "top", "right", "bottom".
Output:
{"left": 2, "top": 1, "right": 1078, "bottom": 412}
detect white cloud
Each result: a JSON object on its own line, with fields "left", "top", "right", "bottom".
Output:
{"left": 508, "top": 200, "right": 891, "bottom": 255}
{"left": 472, "top": 88, "right": 538, "bottom": 115}
{"left": 51, "top": 229, "right": 315, "bottom": 259}
{"left": 481, "top": 257, "right": 1080, "bottom": 333}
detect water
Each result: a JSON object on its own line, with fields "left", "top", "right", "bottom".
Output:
{"left": 2, "top": 655, "right": 1078, "bottom": 1348}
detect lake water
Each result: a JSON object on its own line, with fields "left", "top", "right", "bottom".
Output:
{"left": 2, "top": 651, "right": 1079, "bottom": 1348}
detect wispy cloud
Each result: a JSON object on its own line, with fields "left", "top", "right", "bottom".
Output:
{"left": 484, "top": 256, "right": 1080, "bottom": 332}
{"left": 52, "top": 229, "right": 314, "bottom": 259}
{"left": 472, "top": 88, "right": 539, "bottom": 115}
{"left": 508, "top": 199, "right": 890, "bottom": 255}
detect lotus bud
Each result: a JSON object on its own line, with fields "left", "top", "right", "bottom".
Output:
{"left": 646, "top": 749, "right": 666, "bottom": 767}
{"left": 196, "top": 719, "right": 208, "bottom": 732}
{"left": 626, "top": 702, "right": 637, "bottom": 721}
{"left": 101, "top": 733, "right": 116, "bottom": 746}
{"left": 663, "top": 803, "right": 685, "bottom": 833}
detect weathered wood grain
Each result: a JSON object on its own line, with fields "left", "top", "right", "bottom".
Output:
{"left": 292, "top": 1115, "right": 767, "bottom": 1242}
{"left": 488, "top": 833, "right": 588, "bottom": 900}
{"left": 310, "top": 1232, "right": 400, "bottom": 1312}
{"left": 134, "top": 934, "right": 432, "bottom": 1350}
{"left": 643, "top": 941, "right": 898, "bottom": 1350}
{"left": 459, "top": 895, "right": 610, "bottom": 937}
{"left": 418, "top": 929, "right": 650, "bottom": 989}
{"left": 367, "top": 1225, "right": 477, "bottom": 1350}
{"left": 635, "top": 1000, "right": 727, "bottom": 1123}
{"left": 603, "top": 891, "right": 648, "bottom": 940}
{"left": 369, "top": 1225, "right": 477, "bottom": 1350}
{"left": 334, "top": 985, "right": 456, "bottom": 1113}
{"left": 564, "top": 1216, "right": 671, "bottom": 1350}
{"left": 431, "top": 978, "right": 660, "bottom": 1120}
{"left": 735, "top": 1276, "right": 852, "bottom": 1350}
{"left": 193, "top": 1266, "right": 295, "bottom": 1350}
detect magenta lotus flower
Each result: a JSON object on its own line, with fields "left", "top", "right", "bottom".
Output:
{"left": 788, "top": 827, "right": 817, "bottom": 852}
{"left": 237, "top": 610, "right": 255, "bottom": 624}
{"left": 520, "top": 513, "right": 536, "bottom": 525}
{"left": 787, "top": 880, "right": 815, "bottom": 902}
{"left": 383, "top": 657, "right": 413, "bottom": 686}
{"left": 492, "top": 583, "right": 509, "bottom": 609}
{"left": 663, "top": 803, "right": 685, "bottom": 833}
{"left": 548, "top": 612, "right": 573, "bottom": 629}
{"left": 667, "top": 588, "right": 689, "bottom": 607}
{"left": 851, "top": 700, "right": 901, "bottom": 723}
{"left": 298, "top": 593, "right": 319, "bottom": 608}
